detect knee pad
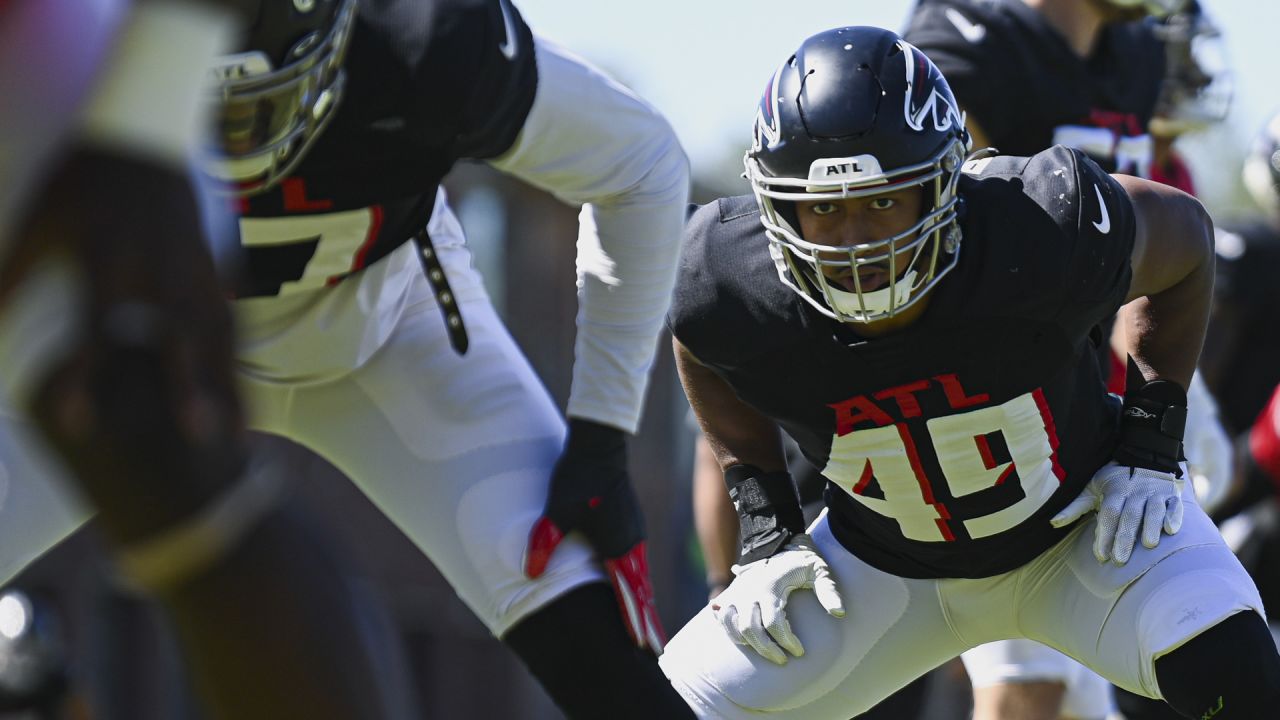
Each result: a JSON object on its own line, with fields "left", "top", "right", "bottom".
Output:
{"left": 1155, "top": 610, "right": 1280, "bottom": 718}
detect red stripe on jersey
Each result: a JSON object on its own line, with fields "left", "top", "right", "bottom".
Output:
{"left": 934, "top": 505, "right": 955, "bottom": 542}
{"left": 352, "top": 204, "right": 385, "bottom": 270}
{"left": 898, "top": 423, "right": 955, "bottom": 541}
{"left": 853, "top": 459, "right": 875, "bottom": 495}
{"left": 994, "top": 463, "right": 1016, "bottom": 487}
{"left": 1033, "top": 387, "right": 1066, "bottom": 483}
{"left": 1106, "top": 350, "right": 1127, "bottom": 395}
{"left": 1249, "top": 385, "right": 1280, "bottom": 492}
{"left": 974, "top": 434, "right": 997, "bottom": 470}
{"left": 325, "top": 204, "right": 384, "bottom": 287}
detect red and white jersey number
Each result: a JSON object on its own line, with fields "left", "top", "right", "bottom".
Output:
{"left": 823, "top": 389, "right": 1064, "bottom": 542}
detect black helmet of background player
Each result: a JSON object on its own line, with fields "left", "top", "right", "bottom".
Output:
{"left": 745, "top": 26, "right": 969, "bottom": 324}
{"left": 204, "top": 0, "right": 358, "bottom": 195}
{"left": 1243, "top": 111, "right": 1280, "bottom": 216}
{"left": 1149, "top": 1, "right": 1232, "bottom": 137}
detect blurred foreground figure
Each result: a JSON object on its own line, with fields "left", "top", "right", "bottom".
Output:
{"left": 0, "top": 1, "right": 416, "bottom": 717}
{"left": 1, "top": 0, "right": 694, "bottom": 717}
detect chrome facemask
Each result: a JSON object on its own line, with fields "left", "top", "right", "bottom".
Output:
{"left": 203, "top": 0, "right": 357, "bottom": 196}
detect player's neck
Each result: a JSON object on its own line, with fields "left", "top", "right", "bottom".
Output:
{"left": 1020, "top": 0, "right": 1107, "bottom": 57}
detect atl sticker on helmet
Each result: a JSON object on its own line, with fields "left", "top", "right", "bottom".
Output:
{"left": 806, "top": 155, "right": 886, "bottom": 184}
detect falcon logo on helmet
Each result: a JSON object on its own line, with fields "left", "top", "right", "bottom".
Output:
{"left": 901, "top": 41, "right": 964, "bottom": 135}
{"left": 752, "top": 63, "right": 785, "bottom": 152}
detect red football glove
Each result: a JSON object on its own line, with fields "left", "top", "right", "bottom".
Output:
{"left": 524, "top": 419, "right": 666, "bottom": 653}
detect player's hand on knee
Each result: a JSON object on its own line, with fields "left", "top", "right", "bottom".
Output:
{"left": 1053, "top": 375, "right": 1190, "bottom": 565}
{"left": 523, "top": 418, "right": 666, "bottom": 654}
{"left": 1052, "top": 461, "right": 1184, "bottom": 564}
{"left": 711, "top": 534, "right": 844, "bottom": 665}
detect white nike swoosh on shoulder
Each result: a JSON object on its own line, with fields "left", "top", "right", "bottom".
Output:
{"left": 497, "top": 0, "right": 518, "bottom": 60}
{"left": 1092, "top": 184, "right": 1111, "bottom": 234}
{"left": 945, "top": 8, "right": 986, "bottom": 43}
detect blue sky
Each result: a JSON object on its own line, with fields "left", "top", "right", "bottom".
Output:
{"left": 516, "top": 0, "right": 1280, "bottom": 210}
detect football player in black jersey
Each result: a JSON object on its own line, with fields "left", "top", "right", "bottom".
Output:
{"left": 658, "top": 27, "right": 1280, "bottom": 720}
{"left": 0, "top": 1, "right": 417, "bottom": 717}
{"left": 1205, "top": 111, "right": 1280, "bottom": 437}
{"left": 903, "top": 0, "right": 1177, "bottom": 173}
{"left": 1, "top": 0, "right": 694, "bottom": 717}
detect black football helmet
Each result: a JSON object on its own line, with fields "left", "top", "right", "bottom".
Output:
{"left": 204, "top": 0, "right": 357, "bottom": 195}
{"left": 1243, "top": 110, "right": 1280, "bottom": 214}
{"left": 746, "top": 26, "right": 969, "bottom": 323}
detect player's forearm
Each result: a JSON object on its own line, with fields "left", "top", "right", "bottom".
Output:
{"left": 1117, "top": 176, "right": 1216, "bottom": 389}
{"left": 692, "top": 435, "right": 740, "bottom": 593}
{"left": 1118, "top": 237, "right": 1213, "bottom": 389}
{"left": 674, "top": 338, "right": 785, "bottom": 472}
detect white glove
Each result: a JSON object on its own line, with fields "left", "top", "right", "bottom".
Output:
{"left": 1185, "top": 371, "right": 1234, "bottom": 515}
{"left": 711, "top": 534, "right": 845, "bottom": 665}
{"left": 1051, "top": 462, "right": 1185, "bottom": 565}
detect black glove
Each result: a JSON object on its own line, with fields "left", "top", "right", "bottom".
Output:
{"left": 523, "top": 418, "right": 664, "bottom": 652}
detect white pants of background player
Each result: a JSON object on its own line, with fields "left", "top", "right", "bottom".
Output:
{"left": 962, "top": 639, "right": 1116, "bottom": 719}
{"left": 0, "top": 195, "right": 604, "bottom": 638}
{"left": 659, "top": 487, "right": 1264, "bottom": 720}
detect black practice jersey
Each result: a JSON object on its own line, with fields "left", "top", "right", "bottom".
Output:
{"left": 904, "top": 0, "right": 1164, "bottom": 174}
{"left": 669, "top": 146, "right": 1136, "bottom": 578}
{"left": 1202, "top": 222, "right": 1280, "bottom": 433}
{"left": 233, "top": 0, "right": 536, "bottom": 298}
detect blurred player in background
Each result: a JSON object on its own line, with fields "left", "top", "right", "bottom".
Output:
{"left": 1, "top": 0, "right": 694, "bottom": 717}
{"left": 1204, "top": 111, "right": 1280, "bottom": 437}
{"left": 0, "top": 0, "right": 417, "bottom": 717}
{"left": 1113, "top": 106, "right": 1280, "bottom": 720}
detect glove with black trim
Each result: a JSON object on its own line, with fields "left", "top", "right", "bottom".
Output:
{"left": 1053, "top": 376, "right": 1187, "bottom": 565}
{"left": 523, "top": 418, "right": 665, "bottom": 653}
{"left": 710, "top": 465, "right": 844, "bottom": 664}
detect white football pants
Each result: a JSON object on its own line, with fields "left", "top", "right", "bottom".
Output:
{"left": 660, "top": 487, "right": 1264, "bottom": 719}
{"left": 0, "top": 236, "right": 605, "bottom": 638}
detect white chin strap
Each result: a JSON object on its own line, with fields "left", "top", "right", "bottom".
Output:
{"left": 826, "top": 270, "right": 917, "bottom": 318}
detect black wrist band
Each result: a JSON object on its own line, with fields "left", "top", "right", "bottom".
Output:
{"left": 724, "top": 464, "right": 805, "bottom": 565}
{"left": 1114, "top": 378, "right": 1187, "bottom": 476}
